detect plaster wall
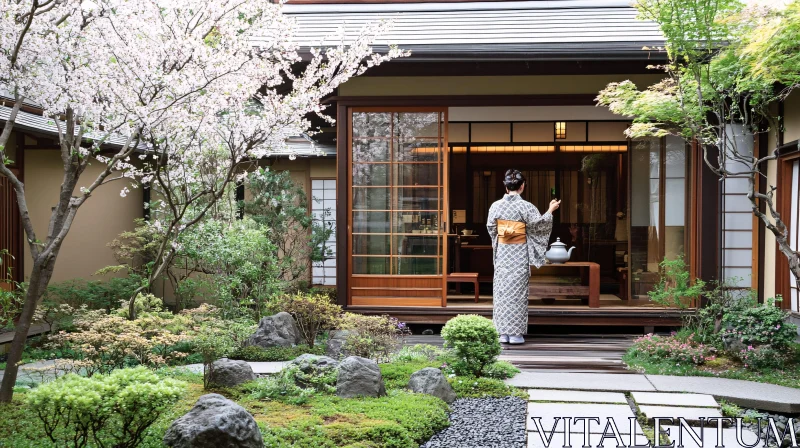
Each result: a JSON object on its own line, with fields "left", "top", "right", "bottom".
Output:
{"left": 22, "top": 149, "right": 143, "bottom": 283}
{"left": 784, "top": 93, "right": 800, "bottom": 143}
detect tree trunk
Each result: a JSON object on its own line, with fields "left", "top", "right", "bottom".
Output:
{"left": 0, "top": 258, "right": 56, "bottom": 402}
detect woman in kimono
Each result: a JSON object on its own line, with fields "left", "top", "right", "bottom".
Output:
{"left": 487, "top": 169, "right": 560, "bottom": 345}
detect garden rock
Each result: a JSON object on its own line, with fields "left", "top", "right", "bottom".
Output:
{"left": 722, "top": 333, "right": 748, "bottom": 353}
{"left": 288, "top": 354, "right": 339, "bottom": 387}
{"left": 290, "top": 353, "right": 339, "bottom": 372}
{"left": 246, "top": 312, "right": 301, "bottom": 348}
{"left": 336, "top": 356, "right": 386, "bottom": 398}
{"left": 208, "top": 358, "right": 256, "bottom": 387}
{"left": 326, "top": 330, "right": 355, "bottom": 359}
{"left": 408, "top": 367, "right": 457, "bottom": 404}
{"left": 163, "top": 394, "right": 263, "bottom": 448}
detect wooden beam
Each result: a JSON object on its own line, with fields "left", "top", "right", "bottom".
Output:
{"left": 327, "top": 94, "right": 598, "bottom": 107}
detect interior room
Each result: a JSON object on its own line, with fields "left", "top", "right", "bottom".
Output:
{"left": 348, "top": 106, "right": 691, "bottom": 308}
{"left": 442, "top": 108, "right": 691, "bottom": 308}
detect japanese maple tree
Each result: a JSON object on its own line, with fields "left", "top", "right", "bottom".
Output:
{"left": 597, "top": 0, "right": 800, "bottom": 296}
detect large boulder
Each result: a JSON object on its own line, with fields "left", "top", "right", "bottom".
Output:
{"left": 408, "top": 367, "right": 456, "bottom": 403}
{"left": 208, "top": 358, "right": 256, "bottom": 387}
{"left": 325, "top": 330, "right": 355, "bottom": 360}
{"left": 246, "top": 312, "right": 301, "bottom": 348}
{"left": 163, "top": 394, "right": 263, "bottom": 448}
{"left": 335, "top": 356, "right": 386, "bottom": 398}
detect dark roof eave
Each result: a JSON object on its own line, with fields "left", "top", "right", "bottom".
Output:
{"left": 297, "top": 43, "right": 668, "bottom": 62}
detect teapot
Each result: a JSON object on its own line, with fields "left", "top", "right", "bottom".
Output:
{"left": 545, "top": 238, "right": 575, "bottom": 264}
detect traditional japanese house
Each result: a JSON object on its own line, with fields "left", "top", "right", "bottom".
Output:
{"left": 281, "top": 0, "right": 699, "bottom": 326}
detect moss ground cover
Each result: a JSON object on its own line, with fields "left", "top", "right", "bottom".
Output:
{"left": 0, "top": 364, "right": 454, "bottom": 448}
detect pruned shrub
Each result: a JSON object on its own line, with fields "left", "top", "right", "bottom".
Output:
{"left": 440, "top": 315, "right": 501, "bottom": 377}
{"left": 269, "top": 292, "right": 342, "bottom": 347}
{"left": 47, "top": 308, "right": 190, "bottom": 376}
{"left": 737, "top": 344, "right": 788, "bottom": 370}
{"left": 339, "top": 313, "right": 410, "bottom": 363}
{"left": 481, "top": 360, "right": 520, "bottom": 380}
{"left": 722, "top": 297, "right": 798, "bottom": 350}
{"left": 26, "top": 367, "right": 186, "bottom": 448}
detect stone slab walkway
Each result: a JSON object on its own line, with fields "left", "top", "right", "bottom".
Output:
{"left": 529, "top": 389, "right": 627, "bottom": 404}
{"left": 527, "top": 402, "right": 643, "bottom": 434}
{"left": 507, "top": 372, "right": 800, "bottom": 413}
{"left": 507, "top": 371, "right": 656, "bottom": 392}
{"left": 632, "top": 392, "right": 720, "bottom": 408}
{"left": 638, "top": 405, "right": 723, "bottom": 422}
{"left": 662, "top": 426, "right": 764, "bottom": 448}
{"left": 646, "top": 375, "right": 800, "bottom": 414}
{"left": 524, "top": 384, "right": 736, "bottom": 448}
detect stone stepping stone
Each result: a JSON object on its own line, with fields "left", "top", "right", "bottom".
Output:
{"left": 507, "top": 372, "right": 656, "bottom": 392}
{"left": 183, "top": 361, "right": 286, "bottom": 375}
{"left": 527, "top": 403, "right": 643, "bottom": 434}
{"left": 246, "top": 361, "right": 287, "bottom": 374}
{"left": 528, "top": 431, "right": 652, "bottom": 448}
{"left": 529, "top": 389, "right": 627, "bottom": 404}
{"left": 662, "top": 426, "right": 763, "bottom": 448}
{"left": 638, "top": 405, "right": 723, "bottom": 423}
{"left": 632, "top": 391, "right": 719, "bottom": 408}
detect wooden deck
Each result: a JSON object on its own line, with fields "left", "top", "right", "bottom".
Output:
{"left": 406, "top": 334, "right": 637, "bottom": 373}
{"left": 350, "top": 300, "right": 687, "bottom": 326}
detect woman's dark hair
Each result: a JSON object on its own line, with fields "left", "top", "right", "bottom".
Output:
{"left": 503, "top": 169, "right": 525, "bottom": 191}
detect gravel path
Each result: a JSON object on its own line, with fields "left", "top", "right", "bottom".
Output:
{"left": 420, "top": 397, "right": 527, "bottom": 448}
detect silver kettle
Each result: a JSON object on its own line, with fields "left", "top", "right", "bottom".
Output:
{"left": 545, "top": 238, "right": 575, "bottom": 264}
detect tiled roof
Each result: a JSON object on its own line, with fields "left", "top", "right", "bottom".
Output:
{"left": 0, "top": 105, "right": 333, "bottom": 157}
{"left": 277, "top": 0, "right": 665, "bottom": 60}
{"left": 0, "top": 105, "right": 139, "bottom": 149}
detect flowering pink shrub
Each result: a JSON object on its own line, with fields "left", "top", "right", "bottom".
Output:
{"left": 631, "top": 333, "right": 714, "bottom": 365}
{"left": 737, "top": 345, "right": 786, "bottom": 370}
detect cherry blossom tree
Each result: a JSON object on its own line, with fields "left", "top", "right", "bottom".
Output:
{"left": 0, "top": 0, "right": 404, "bottom": 402}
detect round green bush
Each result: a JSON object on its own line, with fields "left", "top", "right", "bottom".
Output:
{"left": 440, "top": 315, "right": 501, "bottom": 377}
{"left": 26, "top": 367, "right": 186, "bottom": 448}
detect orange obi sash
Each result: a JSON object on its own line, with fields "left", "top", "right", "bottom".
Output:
{"left": 497, "top": 219, "right": 526, "bottom": 245}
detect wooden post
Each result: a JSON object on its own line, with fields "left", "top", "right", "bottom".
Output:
{"left": 588, "top": 263, "right": 600, "bottom": 308}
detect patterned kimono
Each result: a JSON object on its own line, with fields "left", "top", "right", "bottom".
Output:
{"left": 487, "top": 194, "right": 553, "bottom": 335}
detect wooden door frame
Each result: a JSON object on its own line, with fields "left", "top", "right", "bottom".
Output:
{"left": 340, "top": 106, "right": 449, "bottom": 307}
{"left": 775, "top": 148, "right": 800, "bottom": 310}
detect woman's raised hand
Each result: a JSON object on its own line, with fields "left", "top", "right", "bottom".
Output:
{"left": 548, "top": 199, "right": 561, "bottom": 214}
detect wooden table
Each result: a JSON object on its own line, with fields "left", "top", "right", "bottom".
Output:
{"left": 528, "top": 262, "right": 601, "bottom": 308}
{"left": 446, "top": 272, "right": 481, "bottom": 302}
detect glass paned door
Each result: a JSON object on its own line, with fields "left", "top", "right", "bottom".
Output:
{"left": 349, "top": 109, "right": 447, "bottom": 306}
{"left": 629, "top": 136, "right": 691, "bottom": 303}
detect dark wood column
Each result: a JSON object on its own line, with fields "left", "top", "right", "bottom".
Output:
{"left": 695, "top": 143, "right": 721, "bottom": 285}
{"left": 335, "top": 103, "right": 348, "bottom": 307}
